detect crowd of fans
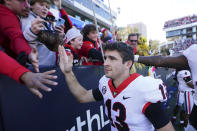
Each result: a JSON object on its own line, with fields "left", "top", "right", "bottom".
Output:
{"left": 1, "top": 0, "right": 197, "bottom": 129}
{"left": 171, "top": 38, "right": 197, "bottom": 54}
{"left": 0, "top": 0, "right": 156, "bottom": 99}
{"left": 164, "top": 14, "right": 197, "bottom": 28}
{"left": 0, "top": 0, "right": 117, "bottom": 97}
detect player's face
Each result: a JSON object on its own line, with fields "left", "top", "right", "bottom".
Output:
{"left": 104, "top": 50, "right": 130, "bottom": 79}
{"left": 5, "top": 0, "right": 30, "bottom": 17}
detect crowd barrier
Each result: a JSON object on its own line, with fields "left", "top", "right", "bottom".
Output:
{"left": 0, "top": 66, "right": 174, "bottom": 131}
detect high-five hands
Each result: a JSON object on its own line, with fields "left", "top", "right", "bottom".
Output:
{"left": 58, "top": 45, "right": 73, "bottom": 74}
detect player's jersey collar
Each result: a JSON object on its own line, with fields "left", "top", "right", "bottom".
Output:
{"left": 108, "top": 73, "right": 140, "bottom": 98}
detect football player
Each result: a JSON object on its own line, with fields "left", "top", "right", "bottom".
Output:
{"left": 58, "top": 42, "right": 174, "bottom": 131}
{"left": 134, "top": 44, "right": 197, "bottom": 130}
{"left": 171, "top": 70, "right": 194, "bottom": 127}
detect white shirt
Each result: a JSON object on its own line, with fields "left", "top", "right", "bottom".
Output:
{"left": 98, "top": 73, "right": 167, "bottom": 131}
{"left": 183, "top": 44, "right": 197, "bottom": 105}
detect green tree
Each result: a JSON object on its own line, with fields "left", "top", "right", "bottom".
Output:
{"left": 149, "top": 40, "right": 160, "bottom": 55}
{"left": 133, "top": 27, "right": 138, "bottom": 33}
{"left": 136, "top": 36, "right": 149, "bottom": 56}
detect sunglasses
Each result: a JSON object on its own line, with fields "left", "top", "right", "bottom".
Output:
{"left": 129, "top": 40, "right": 138, "bottom": 42}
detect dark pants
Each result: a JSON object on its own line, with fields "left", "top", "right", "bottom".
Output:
{"left": 189, "top": 104, "right": 197, "bottom": 130}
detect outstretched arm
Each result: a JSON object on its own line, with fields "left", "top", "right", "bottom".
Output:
{"left": 0, "top": 51, "right": 57, "bottom": 99}
{"left": 137, "top": 55, "right": 189, "bottom": 69}
{"left": 58, "top": 45, "right": 96, "bottom": 103}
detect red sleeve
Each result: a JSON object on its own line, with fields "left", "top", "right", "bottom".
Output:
{"left": 0, "top": 51, "right": 30, "bottom": 83}
{"left": 134, "top": 46, "right": 137, "bottom": 54}
{"left": 0, "top": 8, "right": 31, "bottom": 55}
{"left": 79, "top": 41, "right": 95, "bottom": 57}
{"left": 142, "top": 102, "right": 151, "bottom": 114}
{"left": 59, "top": 9, "right": 72, "bottom": 33}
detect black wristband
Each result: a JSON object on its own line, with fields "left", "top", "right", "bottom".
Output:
{"left": 92, "top": 88, "right": 103, "bottom": 101}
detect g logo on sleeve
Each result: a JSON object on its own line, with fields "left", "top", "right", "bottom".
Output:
{"left": 102, "top": 86, "right": 107, "bottom": 94}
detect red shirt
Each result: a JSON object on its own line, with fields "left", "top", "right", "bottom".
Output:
{"left": 65, "top": 44, "right": 79, "bottom": 55}
{"left": 79, "top": 41, "right": 102, "bottom": 65}
{"left": 126, "top": 40, "right": 137, "bottom": 54}
{"left": 0, "top": 4, "right": 31, "bottom": 58}
{"left": 133, "top": 46, "right": 137, "bottom": 54}
{"left": 79, "top": 41, "right": 98, "bottom": 57}
{"left": 65, "top": 44, "right": 80, "bottom": 66}
{"left": 0, "top": 51, "right": 30, "bottom": 83}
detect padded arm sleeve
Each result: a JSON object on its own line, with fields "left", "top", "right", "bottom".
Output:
{"left": 143, "top": 102, "right": 170, "bottom": 129}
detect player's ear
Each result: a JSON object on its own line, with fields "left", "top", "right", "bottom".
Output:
{"left": 126, "top": 60, "right": 132, "bottom": 69}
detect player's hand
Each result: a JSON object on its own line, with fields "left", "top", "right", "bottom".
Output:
{"left": 55, "top": 25, "right": 65, "bottom": 38}
{"left": 20, "top": 70, "right": 58, "bottom": 99}
{"left": 31, "top": 16, "right": 45, "bottom": 34}
{"left": 58, "top": 45, "right": 73, "bottom": 74}
{"left": 28, "top": 47, "right": 39, "bottom": 72}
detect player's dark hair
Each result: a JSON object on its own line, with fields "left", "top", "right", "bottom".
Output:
{"left": 103, "top": 42, "right": 134, "bottom": 64}
{"left": 128, "top": 33, "right": 139, "bottom": 40}
{"left": 82, "top": 24, "right": 96, "bottom": 39}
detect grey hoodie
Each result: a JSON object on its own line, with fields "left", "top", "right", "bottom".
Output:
{"left": 21, "top": 11, "right": 56, "bottom": 67}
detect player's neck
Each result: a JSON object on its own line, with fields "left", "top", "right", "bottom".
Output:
{"left": 112, "top": 72, "right": 130, "bottom": 88}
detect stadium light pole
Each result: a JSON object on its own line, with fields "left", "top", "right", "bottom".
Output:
{"left": 90, "top": 0, "right": 105, "bottom": 62}
{"left": 107, "top": 0, "right": 116, "bottom": 41}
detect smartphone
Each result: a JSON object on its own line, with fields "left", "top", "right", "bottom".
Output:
{"left": 56, "top": 18, "right": 65, "bottom": 27}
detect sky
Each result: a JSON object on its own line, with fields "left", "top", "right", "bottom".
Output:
{"left": 104, "top": 0, "right": 197, "bottom": 43}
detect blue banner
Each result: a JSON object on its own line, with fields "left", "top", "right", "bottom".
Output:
{"left": 0, "top": 66, "right": 174, "bottom": 131}
{"left": 0, "top": 66, "right": 110, "bottom": 131}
